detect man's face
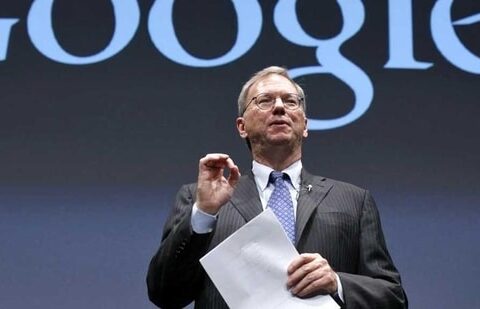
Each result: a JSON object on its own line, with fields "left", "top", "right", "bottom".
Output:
{"left": 236, "top": 74, "right": 308, "bottom": 149}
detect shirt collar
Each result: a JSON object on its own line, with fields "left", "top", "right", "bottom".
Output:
{"left": 252, "top": 160, "right": 302, "bottom": 191}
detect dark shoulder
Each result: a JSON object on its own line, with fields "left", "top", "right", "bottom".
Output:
{"left": 304, "top": 169, "right": 366, "bottom": 193}
{"left": 173, "top": 182, "right": 197, "bottom": 205}
{"left": 181, "top": 182, "right": 197, "bottom": 193}
{"left": 326, "top": 177, "right": 367, "bottom": 195}
{"left": 319, "top": 176, "right": 370, "bottom": 214}
{"left": 307, "top": 171, "right": 369, "bottom": 204}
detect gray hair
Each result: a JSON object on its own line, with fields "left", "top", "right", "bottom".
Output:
{"left": 237, "top": 66, "right": 306, "bottom": 116}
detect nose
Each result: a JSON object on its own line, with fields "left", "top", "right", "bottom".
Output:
{"left": 272, "top": 97, "right": 286, "bottom": 113}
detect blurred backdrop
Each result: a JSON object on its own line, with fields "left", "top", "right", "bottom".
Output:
{"left": 0, "top": 1, "right": 479, "bottom": 308}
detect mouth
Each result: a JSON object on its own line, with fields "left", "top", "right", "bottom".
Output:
{"left": 269, "top": 120, "right": 290, "bottom": 127}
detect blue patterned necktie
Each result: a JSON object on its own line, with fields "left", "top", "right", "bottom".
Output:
{"left": 267, "top": 171, "right": 296, "bottom": 243}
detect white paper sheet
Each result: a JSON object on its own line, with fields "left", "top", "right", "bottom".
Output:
{"left": 200, "top": 209, "right": 340, "bottom": 309}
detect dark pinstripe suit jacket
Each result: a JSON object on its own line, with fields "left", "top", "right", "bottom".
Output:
{"left": 147, "top": 170, "right": 408, "bottom": 308}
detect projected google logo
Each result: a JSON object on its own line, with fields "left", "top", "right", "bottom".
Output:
{"left": 0, "top": 0, "right": 479, "bottom": 129}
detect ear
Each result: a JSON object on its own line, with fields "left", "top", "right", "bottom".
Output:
{"left": 303, "top": 117, "right": 308, "bottom": 138}
{"left": 236, "top": 117, "right": 248, "bottom": 139}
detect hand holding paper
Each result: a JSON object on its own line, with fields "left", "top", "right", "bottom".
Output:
{"left": 200, "top": 209, "right": 340, "bottom": 309}
{"left": 288, "top": 253, "right": 338, "bottom": 297}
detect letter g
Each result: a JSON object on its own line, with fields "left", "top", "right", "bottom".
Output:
{"left": 274, "top": 0, "right": 373, "bottom": 130}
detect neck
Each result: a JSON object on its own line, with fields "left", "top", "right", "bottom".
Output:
{"left": 252, "top": 144, "right": 302, "bottom": 171}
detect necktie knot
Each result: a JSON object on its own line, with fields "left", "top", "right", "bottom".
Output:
{"left": 270, "top": 171, "right": 288, "bottom": 184}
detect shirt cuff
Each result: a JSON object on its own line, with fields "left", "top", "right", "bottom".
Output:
{"left": 191, "top": 203, "right": 217, "bottom": 234}
{"left": 335, "top": 273, "right": 344, "bottom": 302}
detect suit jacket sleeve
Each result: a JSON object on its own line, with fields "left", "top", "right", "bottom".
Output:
{"left": 338, "top": 190, "right": 408, "bottom": 308}
{"left": 146, "top": 184, "right": 210, "bottom": 308}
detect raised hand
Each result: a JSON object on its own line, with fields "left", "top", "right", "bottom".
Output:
{"left": 196, "top": 153, "right": 241, "bottom": 214}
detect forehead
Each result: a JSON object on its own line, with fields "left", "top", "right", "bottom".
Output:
{"left": 248, "top": 74, "right": 298, "bottom": 98}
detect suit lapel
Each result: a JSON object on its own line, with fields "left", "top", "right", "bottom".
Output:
{"left": 230, "top": 173, "right": 263, "bottom": 222}
{"left": 228, "top": 170, "right": 333, "bottom": 241}
{"left": 295, "top": 169, "right": 333, "bottom": 243}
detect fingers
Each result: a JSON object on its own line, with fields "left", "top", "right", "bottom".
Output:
{"left": 199, "top": 153, "right": 231, "bottom": 170}
{"left": 293, "top": 273, "right": 337, "bottom": 297}
{"left": 226, "top": 157, "right": 241, "bottom": 186}
{"left": 287, "top": 253, "right": 337, "bottom": 297}
{"left": 287, "top": 254, "right": 322, "bottom": 286}
{"left": 199, "top": 154, "right": 240, "bottom": 182}
{"left": 196, "top": 154, "right": 240, "bottom": 214}
{"left": 287, "top": 253, "right": 317, "bottom": 274}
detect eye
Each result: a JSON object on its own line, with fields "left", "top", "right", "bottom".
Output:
{"left": 257, "top": 94, "right": 273, "bottom": 104}
{"left": 283, "top": 95, "right": 299, "bottom": 106}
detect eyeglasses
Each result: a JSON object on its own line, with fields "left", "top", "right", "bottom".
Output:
{"left": 244, "top": 93, "right": 304, "bottom": 114}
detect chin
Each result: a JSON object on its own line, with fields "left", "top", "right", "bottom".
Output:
{"left": 266, "top": 135, "right": 294, "bottom": 145}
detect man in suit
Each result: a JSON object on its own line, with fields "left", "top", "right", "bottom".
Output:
{"left": 147, "top": 66, "right": 408, "bottom": 308}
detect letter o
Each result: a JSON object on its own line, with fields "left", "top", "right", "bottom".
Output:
{"left": 148, "top": 0, "right": 262, "bottom": 67}
{"left": 27, "top": 0, "right": 140, "bottom": 65}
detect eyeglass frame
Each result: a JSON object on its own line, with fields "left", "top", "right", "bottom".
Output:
{"left": 242, "top": 92, "right": 305, "bottom": 115}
